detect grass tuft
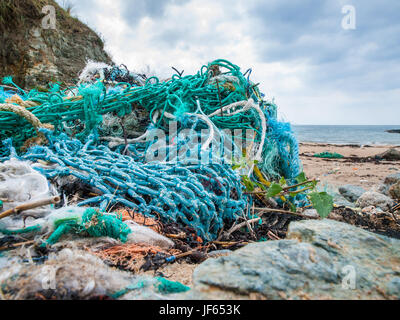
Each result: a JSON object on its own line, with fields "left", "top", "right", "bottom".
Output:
{"left": 61, "top": 0, "right": 75, "bottom": 16}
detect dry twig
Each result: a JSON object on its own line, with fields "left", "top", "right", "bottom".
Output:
{"left": 0, "top": 196, "right": 60, "bottom": 220}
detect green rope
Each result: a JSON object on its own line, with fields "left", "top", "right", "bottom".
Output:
{"left": 110, "top": 277, "right": 190, "bottom": 299}
{"left": 80, "top": 208, "right": 131, "bottom": 242}
{"left": 0, "top": 60, "right": 260, "bottom": 153}
{"left": 0, "top": 224, "right": 41, "bottom": 235}
{"left": 45, "top": 222, "right": 75, "bottom": 246}
{"left": 314, "top": 152, "right": 344, "bottom": 159}
{"left": 154, "top": 277, "right": 190, "bottom": 294}
{"left": 110, "top": 281, "right": 146, "bottom": 299}
{"left": 43, "top": 208, "right": 131, "bottom": 246}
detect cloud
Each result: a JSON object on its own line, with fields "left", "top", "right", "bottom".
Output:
{"left": 54, "top": 0, "right": 400, "bottom": 124}
{"left": 247, "top": 0, "right": 400, "bottom": 93}
{"left": 120, "top": 0, "right": 190, "bottom": 25}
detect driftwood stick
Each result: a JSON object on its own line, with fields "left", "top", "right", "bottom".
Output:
{"left": 255, "top": 207, "right": 319, "bottom": 220}
{"left": 244, "top": 180, "right": 319, "bottom": 195}
{"left": 211, "top": 241, "right": 248, "bottom": 246}
{"left": 226, "top": 218, "right": 262, "bottom": 237}
{"left": 165, "top": 233, "right": 186, "bottom": 240}
{"left": 0, "top": 240, "right": 36, "bottom": 252}
{"left": 0, "top": 196, "right": 60, "bottom": 220}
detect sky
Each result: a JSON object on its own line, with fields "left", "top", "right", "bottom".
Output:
{"left": 55, "top": 0, "right": 400, "bottom": 125}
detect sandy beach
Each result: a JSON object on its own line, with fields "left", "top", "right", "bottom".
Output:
{"left": 300, "top": 143, "right": 400, "bottom": 189}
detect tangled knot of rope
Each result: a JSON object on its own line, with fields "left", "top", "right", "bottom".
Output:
{"left": 0, "top": 103, "right": 54, "bottom": 151}
{"left": 43, "top": 208, "right": 132, "bottom": 246}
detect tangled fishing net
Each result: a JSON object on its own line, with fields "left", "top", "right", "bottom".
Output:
{"left": 0, "top": 59, "right": 303, "bottom": 241}
{"left": 93, "top": 243, "right": 180, "bottom": 273}
{"left": 4, "top": 130, "right": 246, "bottom": 240}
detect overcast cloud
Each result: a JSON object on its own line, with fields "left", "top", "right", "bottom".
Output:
{"left": 56, "top": 0, "right": 400, "bottom": 125}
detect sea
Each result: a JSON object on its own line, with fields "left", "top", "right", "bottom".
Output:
{"left": 292, "top": 125, "right": 400, "bottom": 146}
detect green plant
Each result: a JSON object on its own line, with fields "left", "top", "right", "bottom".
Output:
{"left": 240, "top": 171, "right": 334, "bottom": 219}
{"left": 232, "top": 155, "right": 259, "bottom": 171}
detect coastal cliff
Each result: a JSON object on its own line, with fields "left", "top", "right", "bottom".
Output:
{"left": 0, "top": 0, "right": 112, "bottom": 89}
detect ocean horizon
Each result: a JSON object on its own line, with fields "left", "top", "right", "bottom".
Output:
{"left": 292, "top": 125, "right": 400, "bottom": 146}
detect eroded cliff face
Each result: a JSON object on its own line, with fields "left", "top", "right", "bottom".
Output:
{"left": 0, "top": 0, "right": 112, "bottom": 89}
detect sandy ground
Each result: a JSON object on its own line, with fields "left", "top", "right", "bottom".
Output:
{"left": 300, "top": 143, "right": 400, "bottom": 190}
{"left": 142, "top": 262, "right": 197, "bottom": 287}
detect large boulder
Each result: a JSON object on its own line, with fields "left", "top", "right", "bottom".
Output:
{"left": 185, "top": 220, "right": 400, "bottom": 300}
{"left": 356, "top": 192, "right": 394, "bottom": 211}
{"left": 339, "top": 185, "right": 366, "bottom": 202}
{"left": 376, "top": 149, "right": 400, "bottom": 161}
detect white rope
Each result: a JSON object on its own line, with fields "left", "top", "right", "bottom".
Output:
{"left": 209, "top": 99, "right": 267, "bottom": 176}
{"left": 101, "top": 99, "right": 266, "bottom": 175}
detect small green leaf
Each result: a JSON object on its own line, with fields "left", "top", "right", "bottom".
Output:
{"left": 296, "top": 172, "right": 307, "bottom": 184}
{"left": 309, "top": 192, "right": 333, "bottom": 218}
{"left": 266, "top": 183, "right": 283, "bottom": 198}
{"left": 279, "top": 176, "right": 286, "bottom": 187}
{"left": 289, "top": 192, "right": 297, "bottom": 198}
{"left": 289, "top": 202, "right": 297, "bottom": 213}
{"left": 232, "top": 165, "right": 241, "bottom": 170}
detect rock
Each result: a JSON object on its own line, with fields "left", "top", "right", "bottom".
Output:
{"left": 356, "top": 192, "right": 394, "bottom": 211}
{"left": 376, "top": 149, "right": 400, "bottom": 161}
{"left": 386, "top": 129, "right": 400, "bottom": 134}
{"left": 207, "top": 250, "right": 233, "bottom": 258}
{"left": 302, "top": 209, "right": 320, "bottom": 218}
{"left": 339, "top": 185, "right": 366, "bottom": 202}
{"left": 371, "top": 184, "right": 390, "bottom": 196}
{"left": 384, "top": 173, "right": 400, "bottom": 186}
{"left": 332, "top": 193, "right": 354, "bottom": 207}
{"left": 185, "top": 220, "right": 400, "bottom": 300}
{"left": 389, "top": 182, "right": 400, "bottom": 200}
{"left": 0, "top": 1, "right": 112, "bottom": 88}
